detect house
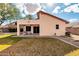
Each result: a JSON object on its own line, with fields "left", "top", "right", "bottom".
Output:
{"left": 16, "top": 11, "right": 69, "bottom": 36}
{"left": 66, "top": 22, "right": 79, "bottom": 35}
{"left": 0, "top": 22, "right": 17, "bottom": 32}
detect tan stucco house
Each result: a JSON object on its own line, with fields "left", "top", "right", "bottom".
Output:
{"left": 17, "top": 11, "right": 69, "bottom": 36}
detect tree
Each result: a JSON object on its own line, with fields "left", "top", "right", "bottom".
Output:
{"left": 0, "top": 3, "right": 20, "bottom": 25}
{"left": 25, "top": 15, "right": 33, "bottom": 20}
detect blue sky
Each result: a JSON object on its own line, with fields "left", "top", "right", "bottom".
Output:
{"left": 40, "top": 3, "right": 79, "bottom": 22}
{"left": 2, "top": 3, "right": 79, "bottom": 25}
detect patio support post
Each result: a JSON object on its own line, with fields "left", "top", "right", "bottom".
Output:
{"left": 31, "top": 26, "right": 33, "bottom": 34}
{"left": 23, "top": 26, "right": 26, "bottom": 32}
{"left": 17, "top": 24, "right": 20, "bottom": 36}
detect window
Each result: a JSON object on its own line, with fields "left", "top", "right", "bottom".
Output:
{"left": 56, "top": 24, "right": 59, "bottom": 29}
{"left": 33, "top": 27, "right": 39, "bottom": 33}
{"left": 26, "top": 26, "right": 31, "bottom": 31}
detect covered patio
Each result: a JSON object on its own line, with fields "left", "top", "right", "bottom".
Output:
{"left": 17, "top": 24, "right": 39, "bottom": 36}
{"left": 17, "top": 20, "right": 40, "bottom": 36}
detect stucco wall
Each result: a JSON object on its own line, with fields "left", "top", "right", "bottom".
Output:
{"left": 39, "top": 13, "right": 68, "bottom": 36}
{"left": 17, "top": 20, "right": 40, "bottom": 25}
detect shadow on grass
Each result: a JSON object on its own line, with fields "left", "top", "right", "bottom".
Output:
{"left": 0, "top": 36, "right": 23, "bottom": 45}
{"left": 0, "top": 36, "right": 24, "bottom": 52}
{"left": 0, "top": 34, "right": 13, "bottom": 39}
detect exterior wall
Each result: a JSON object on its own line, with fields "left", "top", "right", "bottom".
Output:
{"left": 17, "top": 20, "right": 40, "bottom": 25}
{"left": 39, "top": 13, "right": 68, "bottom": 36}
{"left": 17, "top": 13, "right": 68, "bottom": 36}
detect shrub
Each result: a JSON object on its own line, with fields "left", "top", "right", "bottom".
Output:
{"left": 65, "top": 32, "right": 71, "bottom": 37}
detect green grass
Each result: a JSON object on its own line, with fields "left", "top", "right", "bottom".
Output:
{"left": 66, "top": 49, "right": 79, "bottom": 56}
{"left": 0, "top": 34, "right": 22, "bottom": 51}
{"left": 0, "top": 34, "right": 13, "bottom": 39}
{"left": 0, "top": 37, "right": 78, "bottom": 56}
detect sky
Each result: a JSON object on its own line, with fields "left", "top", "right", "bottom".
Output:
{"left": 16, "top": 3, "right": 79, "bottom": 22}
{"left": 2, "top": 3, "right": 79, "bottom": 25}
{"left": 39, "top": 3, "right": 79, "bottom": 22}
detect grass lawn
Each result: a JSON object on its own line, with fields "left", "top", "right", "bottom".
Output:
{"left": 0, "top": 34, "right": 13, "bottom": 39}
{"left": 0, "top": 34, "right": 22, "bottom": 51}
{"left": 66, "top": 49, "right": 79, "bottom": 56}
{"left": 0, "top": 36, "right": 78, "bottom": 56}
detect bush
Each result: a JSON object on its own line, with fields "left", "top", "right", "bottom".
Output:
{"left": 65, "top": 32, "right": 71, "bottom": 37}
{"left": 9, "top": 29, "right": 17, "bottom": 32}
